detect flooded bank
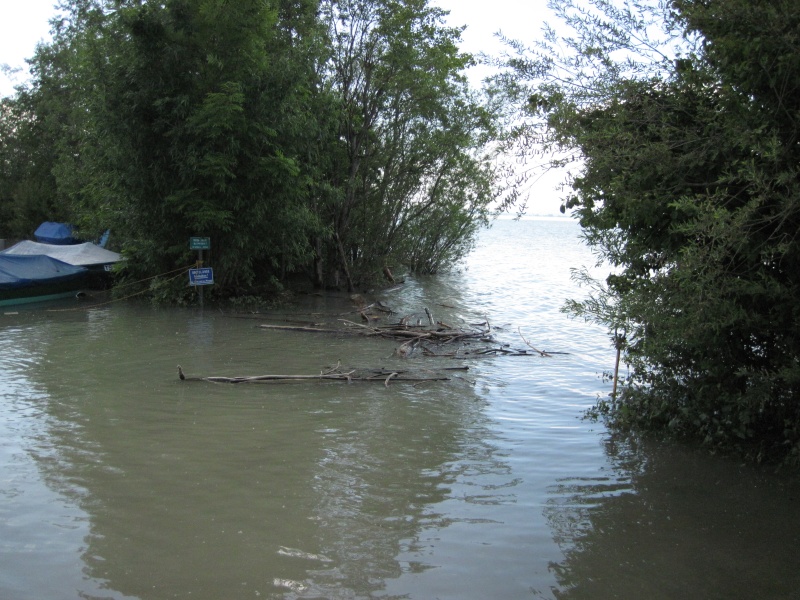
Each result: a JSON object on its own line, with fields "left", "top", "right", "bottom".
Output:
{"left": 1, "top": 218, "right": 798, "bottom": 599}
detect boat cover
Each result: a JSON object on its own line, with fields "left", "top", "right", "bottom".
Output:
{"left": 0, "top": 255, "right": 88, "bottom": 289}
{"left": 34, "top": 222, "right": 80, "bottom": 245}
{"left": 1, "top": 240, "right": 122, "bottom": 267}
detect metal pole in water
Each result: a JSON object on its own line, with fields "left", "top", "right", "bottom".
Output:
{"left": 198, "top": 248, "right": 204, "bottom": 308}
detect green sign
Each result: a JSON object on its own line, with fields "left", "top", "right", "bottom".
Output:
{"left": 190, "top": 237, "right": 210, "bottom": 250}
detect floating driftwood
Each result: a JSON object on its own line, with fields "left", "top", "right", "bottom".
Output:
{"left": 421, "top": 346, "right": 566, "bottom": 358}
{"left": 257, "top": 315, "right": 562, "bottom": 359}
{"left": 177, "top": 364, "right": 466, "bottom": 386}
{"left": 201, "top": 303, "right": 562, "bottom": 393}
{"left": 259, "top": 318, "right": 491, "bottom": 345}
{"left": 258, "top": 324, "right": 343, "bottom": 334}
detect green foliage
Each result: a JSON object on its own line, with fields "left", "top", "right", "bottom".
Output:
{"left": 1, "top": 0, "right": 506, "bottom": 299}
{"left": 0, "top": 84, "right": 71, "bottom": 238}
{"left": 503, "top": 0, "right": 800, "bottom": 464}
{"left": 64, "top": 0, "right": 324, "bottom": 291}
{"left": 317, "top": 0, "right": 509, "bottom": 288}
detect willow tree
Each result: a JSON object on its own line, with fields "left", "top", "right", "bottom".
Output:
{"left": 501, "top": 0, "right": 800, "bottom": 463}
{"left": 317, "top": 0, "right": 509, "bottom": 290}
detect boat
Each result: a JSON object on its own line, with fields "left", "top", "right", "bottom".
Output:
{"left": 33, "top": 221, "right": 81, "bottom": 245}
{"left": 1, "top": 240, "right": 122, "bottom": 271}
{"left": 0, "top": 254, "right": 93, "bottom": 306}
{"left": 0, "top": 222, "right": 124, "bottom": 306}
{"left": 0, "top": 238, "right": 124, "bottom": 306}
{"left": 0, "top": 240, "right": 123, "bottom": 293}
{"left": 32, "top": 221, "right": 111, "bottom": 248}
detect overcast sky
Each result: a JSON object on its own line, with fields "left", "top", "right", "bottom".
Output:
{"left": 434, "top": 0, "right": 552, "bottom": 59}
{"left": 0, "top": 0, "right": 56, "bottom": 96}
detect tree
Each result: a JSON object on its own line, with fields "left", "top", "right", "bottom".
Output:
{"left": 0, "top": 23, "right": 80, "bottom": 241}
{"left": 41, "top": 0, "right": 325, "bottom": 294}
{"left": 501, "top": 0, "right": 800, "bottom": 463}
{"left": 316, "top": 0, "right": 509, "bottom": 290}
{"left": 7, "top": 0, "right": 510, "bottom": 299}
{"left": 0, "top": 95, "right": 62, "bottom": 238}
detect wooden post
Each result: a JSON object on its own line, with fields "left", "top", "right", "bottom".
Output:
{"left": 612, "top": 332, "right": 625, "bottom": 399}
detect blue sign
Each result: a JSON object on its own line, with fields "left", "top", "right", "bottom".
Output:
{"left": 189, "top": 267, "right": 214, "bottom": 286}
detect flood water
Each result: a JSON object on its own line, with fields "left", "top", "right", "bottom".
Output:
{"left": 1, "top": 217, "right": 799, "bottom": 600}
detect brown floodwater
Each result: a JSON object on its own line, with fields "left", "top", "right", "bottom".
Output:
{"left": 1, "top": 218, "right": 798, "bottom": 599}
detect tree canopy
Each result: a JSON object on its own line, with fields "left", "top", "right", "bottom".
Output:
{"left": 500, "top": 0, "right": 800, "bottom": 464}
{"left": 0, "top": 0, "right": 507, "bottom": 297}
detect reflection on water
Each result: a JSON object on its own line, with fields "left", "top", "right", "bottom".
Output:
{"left": 1, "top": 218, "right": 798, "bottom": 600}
{"left": 545, "top": 434, "right": 800, "bottom": 599}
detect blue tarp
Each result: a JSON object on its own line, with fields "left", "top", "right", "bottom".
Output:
{"left": 0, "top": 255, "right": 88, "bottom": 289}
{"left": 34, "top": 222, "right": 80, "bottom": 245}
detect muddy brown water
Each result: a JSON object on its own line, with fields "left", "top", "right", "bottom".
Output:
{"left": 1, "top": 218, "right": 798, "bottom": 599}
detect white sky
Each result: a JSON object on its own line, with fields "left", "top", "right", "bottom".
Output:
{"left": 0, "top": 0, "right": 59, "bottom": 96}
{"left": 0, "top": 0, "right": 564, "bottom": 212}
{"left": 1, "top": 0, "right": 554, "bottom": 95}
{"left": 434, "top": 0, "right": 552, "bottom": 68}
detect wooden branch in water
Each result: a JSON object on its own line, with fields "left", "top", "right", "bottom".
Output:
{"left": 421, "top": 346, "right": 564, "bottom": 358}
{"left": 517, "top": 327, "right": 552, "bottom": 357}
{"left": 364, "top": 301, "right": 394, "bottom": 314}
{"left": 259, "top": 320, "right": 491, "bottom": 345}
{"left": 253, "top": 308, "right": 567, "bottom": 359}
{"left": 259, "top": 324, "right": 343, "bottom": 334}
{"left": 177, "top": 365, "right": 451, "bottom": 385}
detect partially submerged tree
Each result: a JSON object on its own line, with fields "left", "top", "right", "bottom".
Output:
{"left": 318, "top": 0, "right": 509, "bottom": 289}
{"left": 500, "top": 0, "right": 800, "bottom": 463}
{"left": 1, "top": 0, "right": 509, "bottom": 296}
{"left": 52, "top": 0, "right": 325, "bottom": 292}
